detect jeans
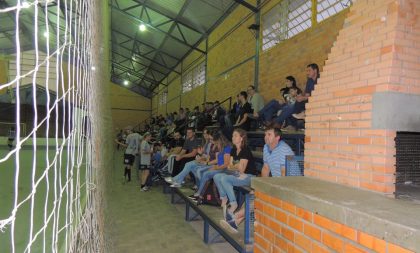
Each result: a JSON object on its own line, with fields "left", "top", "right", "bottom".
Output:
{"left": 172, "top": 157, "right": 195, "bottom": 177}
{"left": 195, "top": 165, "right": 212, "bottom": 186}
{"left": 213, "top": 173, "right": 252, "bottom": 205}
{"left": 196, "top": 169, "right": 226, "bottom": 196}
{"left": 273, "top": 103, "right": 295, "bottom": 125}
{"left": 173, "top": 160, "right": 210, "bottom": 185}
{"left": 258, "top": 99, "right": 284, "bottom": 122}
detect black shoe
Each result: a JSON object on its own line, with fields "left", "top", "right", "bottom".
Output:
{"left": 194, "top": 198, "right": 203, "bottom": 206}
{"left": 190, "top": 185, "right": 198, "bottom": 191}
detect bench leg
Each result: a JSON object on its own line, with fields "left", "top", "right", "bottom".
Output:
{"left": 204, "top": 220, "right": 209, "bottom": 244}
{"left": 185, "top": 204, "right": 199, "bottom": 221}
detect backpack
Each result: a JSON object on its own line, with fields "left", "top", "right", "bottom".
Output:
{"left": 201, "top": 179, "right": 222, "bottom": 206}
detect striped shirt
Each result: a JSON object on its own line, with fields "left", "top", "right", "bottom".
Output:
{"left": 263, "top": 141, "right": 294, "bottom": 177}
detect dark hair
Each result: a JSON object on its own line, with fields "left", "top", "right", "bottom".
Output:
{"left": 239, "top": 91, "right": 248, "bottom": 100}
{"left": 264, "top": 124, "right": 282, "bottom": 138}
{"left": 248, "top": 85, "right": 255, "bottom": 90}
{"left": 307, "top": 63, "right": 320, "bottom": 77}
{"left": 186, "top": 127, "right": 195, "bottom": 132}
{"left": 203, "top": 127, "right": 211, "bottom": 134}
{"left": 211, "top": 131, "right": 231, "bottom": 151}
{"left": 233, "top": 128, "right": 248, "bottom": 149}
{"left": 286, "top": 76, "right": 297, "bottom": 87}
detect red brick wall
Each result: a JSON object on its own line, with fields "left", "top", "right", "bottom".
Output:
{"left": 305, "top": 0, "right": 420, "bottom": 194}
{"left": 254, "top": 191, "right": 413, "bottom": 253}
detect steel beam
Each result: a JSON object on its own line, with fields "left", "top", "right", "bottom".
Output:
{"left": 233, "top": 0, "right": 259, "bottom": 13}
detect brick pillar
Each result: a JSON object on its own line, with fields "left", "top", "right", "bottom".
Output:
{"left": 305, "top": 0, "right": 420, "bottom": 194}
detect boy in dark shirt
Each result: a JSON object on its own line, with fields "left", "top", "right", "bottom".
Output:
{"left": 234, "top": 91, "right": 253, "bottom": 131}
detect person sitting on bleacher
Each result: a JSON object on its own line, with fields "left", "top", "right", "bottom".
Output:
{"left": 189, "top": 131, "right": 232, "bottom": 203}
{"left": 234, "top": 91, "right": 253, "bottom": 131}
{"left": 219, "top": 126, "right": 294, "bottom": 233}
{"left": 165, "top": 127, "right": 215, "bottom": 188}
{"left": 224, "top": 94, "right": 241, "bottom": 129}
{"left": 250, "top": 76, "right": 299, "bottom": 125}
{"left": 247, "top": 85, "right": 265, "bottom": 114}
{"left": 161, "top": 131, "right": 184, "bottom": 175}
{"left": 172, "top": 127, "right": 200, "bottom": 177}
{"left": 260, "top": 125, "right": 295, "bottom": 177}
{"left": 213, "top": 128, "right": 258, "bottom": 221}
{"left": 274, "top": 63, "right": 319, "bottom": 130}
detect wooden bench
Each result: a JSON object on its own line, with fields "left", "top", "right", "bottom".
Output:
{"left": 168, "top": 187, "right": 254, "bottom": 253}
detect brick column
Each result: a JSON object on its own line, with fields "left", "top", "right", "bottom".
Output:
{"left": 305, "top": 0, "right": 420, "bottom": 194}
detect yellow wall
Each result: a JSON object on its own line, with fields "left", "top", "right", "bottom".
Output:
{"left": 0, "top": 57, "right": 8, "bottom": 94}
{"left": 109, "top": 82, "right": 151, "bottom": 131}
{"left": 152, "top": 1, "right": 349, "bottom": 115}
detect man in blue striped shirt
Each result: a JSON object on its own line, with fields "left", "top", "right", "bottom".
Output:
{"left": 261, "top": 126, "right": 294, "bottom": 177}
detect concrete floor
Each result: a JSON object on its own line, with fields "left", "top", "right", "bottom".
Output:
{"left": 106, "top": 150, "right": 237, "bottom": 253}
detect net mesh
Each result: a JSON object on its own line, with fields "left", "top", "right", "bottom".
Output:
{"left": 0, "top": 0, "right": 108, "bottom": 252}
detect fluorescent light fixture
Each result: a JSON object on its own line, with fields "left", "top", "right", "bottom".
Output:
{"left": 123, "top": 80, "right": 129, "bottom": 86}
{"left": 139, "top": 24, "right": 146, "bottom": 32}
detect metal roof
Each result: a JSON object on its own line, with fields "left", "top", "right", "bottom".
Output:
{"left": 0, "top": 0, "right": 255, "bottom": 98}
{"left": 110, "top": 0, "right": 239, "bottom": 97}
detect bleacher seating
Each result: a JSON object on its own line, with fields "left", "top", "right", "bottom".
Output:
{"left": 151, "top": 97, "right": 305, "bottom": 253}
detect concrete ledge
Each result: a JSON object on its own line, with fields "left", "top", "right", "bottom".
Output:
{"left": 251, "top": 177, "right": 420, "bottom": 251}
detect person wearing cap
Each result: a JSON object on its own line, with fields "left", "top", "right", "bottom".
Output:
{"left": 139, "top": 132, "right": 153, "bottom": 191}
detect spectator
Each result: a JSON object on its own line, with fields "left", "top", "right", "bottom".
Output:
{"left": 172, "top": 127, "right": 200, "bottom": 176}
{"left": 251, "top": 76, "right": 299, "bottom": 124}
{"left": 161, "top": 131, "right": 184, "bottom": 175}
{"left": 260, "top": 126, "right": 294, "bottom": 177}
{"left": 234, "top": 91, "right": 253, "bottom": 131}
{"left": 286, "top": 63, "right": 319, "bottom": 130}
{"left": 213, "top": 128, "right": 257, "bottom": 221}
{"left": 213, "top": 101, "right": 226, "bottom": 127}
{"left": 224, "top": 94, "right": 241, "bottom": 129}
{"left": 247, "top": 85, "right": 264, "bottom": 113}
{"left": 189, "top": 131, "right": 232, "bottom": 202}
{"left": 220, "top": 126, "right": 294, "bottom": 233}
{"left": 165, "top": 127, "right": 214, "bottom": 188}
{"left": 272, "top": 63, "right": 319, "bottom": 130}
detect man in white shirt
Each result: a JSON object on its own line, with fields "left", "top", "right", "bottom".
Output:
{"left": 247, "top": 85, "right": 265, "bottom": 113}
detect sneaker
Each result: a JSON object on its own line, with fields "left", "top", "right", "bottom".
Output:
{"left": 219, "top": 219, "right": 238, "bottom": 234}
{"left": 188, "top": 194, "right": 199, "bottom": 200}
{"left": 170, "top": 183, "right": 181, "bottom": 188}
{"left": 225, "top": 209, "right": 235, "bottom": 222}
{"left": 141, "top": 186, "right": 150, "bottom": 192}
{"left": 164, "top": 177, "right": 173, "bottom": 183}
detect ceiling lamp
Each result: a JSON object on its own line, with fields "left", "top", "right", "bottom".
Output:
{"left": 139, "top": 24, "right": 146, "bottom": 32}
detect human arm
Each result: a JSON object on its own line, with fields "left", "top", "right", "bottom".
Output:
{"left": 261, "top": 163, "right": 270, "bottom": 177}
{"left": 228, "top": 158, "right": 248, "bottom": 173}
{"left": 235, "top": 113, "right": 248, "bottom": 126}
